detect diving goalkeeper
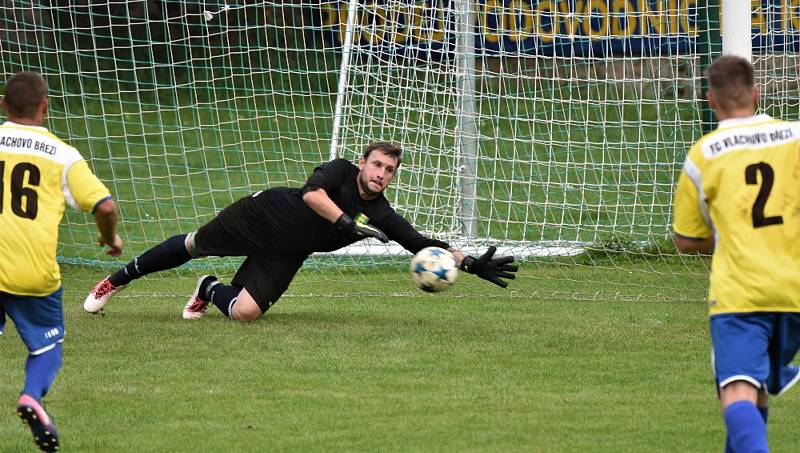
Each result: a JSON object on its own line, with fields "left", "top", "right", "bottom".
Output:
{"left": 85, "top": 142, "right": 517, "bottom": 321}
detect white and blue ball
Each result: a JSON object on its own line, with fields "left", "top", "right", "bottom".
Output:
{"left": 410, "top": 246, "right": 458, "bottom": 292}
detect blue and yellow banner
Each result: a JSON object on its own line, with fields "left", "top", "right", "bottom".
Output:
{"left": 318, "top": 0, "right": 799, "bottom": 56}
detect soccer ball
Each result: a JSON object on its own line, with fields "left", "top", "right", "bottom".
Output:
{"left": 410, "top": 246, "right": 458, "bottom": 292}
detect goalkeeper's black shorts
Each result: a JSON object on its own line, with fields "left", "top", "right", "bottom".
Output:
{"left": 193, "top": 214, "right": 306, "bottom": 313}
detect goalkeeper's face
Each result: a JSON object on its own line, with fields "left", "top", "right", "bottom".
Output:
{"left": 358, "top": 151, "right": 398, "bottom": 198}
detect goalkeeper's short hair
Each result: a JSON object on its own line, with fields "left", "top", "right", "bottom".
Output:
{"left": 364, "top": 141, "right": 402, "bottom": 166}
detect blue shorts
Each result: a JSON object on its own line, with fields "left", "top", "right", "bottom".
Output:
{"left": 0, "top": 288, "right": 64, "bottom": 355}
{"left": 710, "top": 312, "right": 800, "bottom": 396}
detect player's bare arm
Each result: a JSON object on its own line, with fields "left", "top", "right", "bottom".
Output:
{"left": 94, "top": 198, "right": 123, "bottom": 257}
{"left": 447, "top": 248, "right": 466, "bottom": 265}
{"left": 302, "top": 186, "right": 388, "bottom": 243}
{"left": 302, "top": 187, "right": 344, "bottom": 223}
{"left": 673, "top": 235, "right": 713, "bottom": 254}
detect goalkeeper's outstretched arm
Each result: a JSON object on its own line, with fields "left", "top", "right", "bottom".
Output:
{"left": 302, "top": 188, "right": 388, "bottom": 243}
{"left": 302, "top": 187, "right": 344, "bottom": 223}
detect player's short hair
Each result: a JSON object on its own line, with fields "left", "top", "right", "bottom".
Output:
{"left": 2, "top": 71, "right": 47, "bottom": 119}
{"left": 364, "top": 142, "right": 402, "bottom": 166}
{"left": 707, "top": 55, "right": 755, "bottom": 111}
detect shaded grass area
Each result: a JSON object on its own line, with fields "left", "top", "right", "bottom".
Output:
{"left": 2, "top": 265, "right": 798, "bottom": 451}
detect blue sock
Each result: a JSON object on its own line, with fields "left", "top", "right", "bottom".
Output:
{"left": 723, "top": 400, "right": 769, "bottom": 453}
{"left": 22, "top": 344, "right": 63, "bottom": 401}
{"left": 724, "top": 406, "right": 769, "bottom": 452}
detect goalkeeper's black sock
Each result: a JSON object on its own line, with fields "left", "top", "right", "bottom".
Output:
{"left": 209, "top": 283, "right": 240, "bottom": 318}
{"left": 109, "top": 234, "right": 192, "bottom": 287}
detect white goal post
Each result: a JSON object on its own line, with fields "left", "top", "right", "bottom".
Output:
{"left": 328, "top": 0, "right": 705, "bottom": 259}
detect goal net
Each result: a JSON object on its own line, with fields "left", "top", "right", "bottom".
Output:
{"left": 1, "top": 1, "right": 792, "bottom": 301}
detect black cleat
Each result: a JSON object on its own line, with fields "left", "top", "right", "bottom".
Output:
{"left": 17, "top": 394, "right": 59, "bottom": 452}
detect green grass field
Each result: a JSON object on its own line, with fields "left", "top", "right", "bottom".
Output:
{"left": 2, "top": 8, "right": 797, "bottom": 451}
{"left": 2, "top": 264, "right": 799, "bottom": 452}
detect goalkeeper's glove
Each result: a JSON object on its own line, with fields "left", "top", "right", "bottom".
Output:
{"left": 335, "top": 213, "right": 389, "bottom": 243}
{"left": 460, "top": 246, "right": 518, "bottom": 288}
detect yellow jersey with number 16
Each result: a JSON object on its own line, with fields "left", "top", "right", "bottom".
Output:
{"left": 0, "top": 121, "right": 111, "bottom": 296}
{"left": 673, "top": 114, "right": 800, "bottom": 315}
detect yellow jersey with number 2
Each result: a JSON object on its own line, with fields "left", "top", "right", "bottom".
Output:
{"left": 0, "top": 121, "right": 111, "bottom": 296}
{"left": 673, "top": 114, "right": 800, "bottom": 315}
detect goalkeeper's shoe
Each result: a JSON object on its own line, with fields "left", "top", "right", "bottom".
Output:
{"left": 17, "top": 394, "right": 59, "bottom": 452}
{"left": 84, "top": 277, "right": 124, "bottom": 314}
{"left": 183, "top": 275, "right": 217, "bottom": 320}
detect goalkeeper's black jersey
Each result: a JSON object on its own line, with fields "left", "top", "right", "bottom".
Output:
{"left": 215, "top": 158, "right": 449, "bottom": 256}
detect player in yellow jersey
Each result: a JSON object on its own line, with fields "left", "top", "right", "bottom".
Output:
{"left": 673, "top": 55, "right": 800, "bottom": 453}
{"left": 0, "top": 72, "right": 123, "bottom": 452}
